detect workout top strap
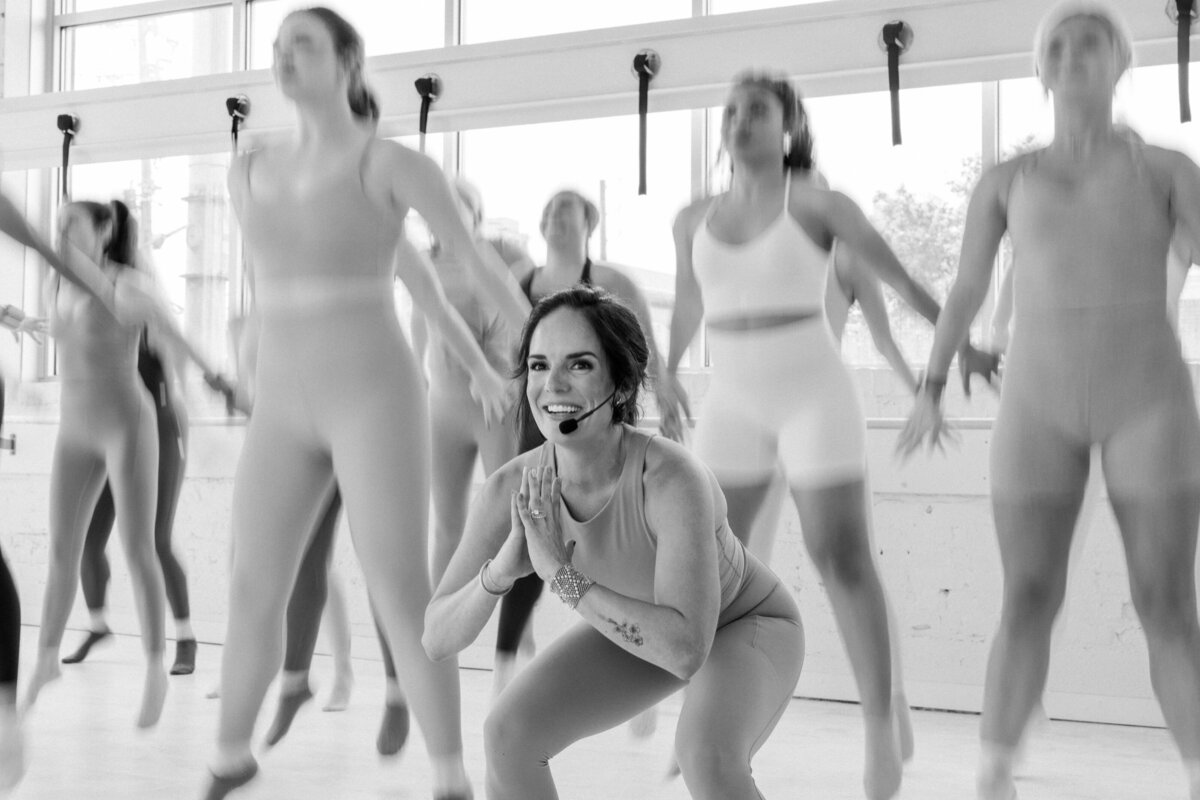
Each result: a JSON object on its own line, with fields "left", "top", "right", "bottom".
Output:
{"left": 519, "top": 257, "right": 594, "bottom": 304}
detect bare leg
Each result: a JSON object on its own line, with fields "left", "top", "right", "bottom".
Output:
{"left": 979, "top": 490, "right": 1083, "bottom": 800}
{"left": 321, "top": 565, "right": 354, "bottom": 711}
{"left": 1109, "top": 485, "right": 1200, "bottom": 797}
{"left": 792, "top": 479, "right": 900, "bottom": 800}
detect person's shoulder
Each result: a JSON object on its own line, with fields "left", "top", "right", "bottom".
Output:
{"left": 1139, "top": 142, "right": 1196, "bottom": 176}
{"left": 477, "top": 450, "right": 536, "bottom": 506}
{"left": 641, "top": 431, "right": 708, "bottom": 492}
{"left": 673, "top": 196, "right": 714, "bottom": 235}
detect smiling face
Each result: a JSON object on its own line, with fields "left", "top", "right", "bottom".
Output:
{"left": 525, "top": 306, "right": 616, "bottom": 442}
{"left": 721, "top": 83, "right": 787, "bottom": 167}
{"left": 272, "top": 11, "right": 346, "bottom": 105}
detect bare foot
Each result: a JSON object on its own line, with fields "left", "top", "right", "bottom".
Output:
{"left": 864, "top": 712, "right": 903, "bottom": 800}
{"left": 894, "top": 695, "right": 914, "bottom": 763}
{"left": 136, "top": 664, "right": 168, "bottom": 728}
{"left": 20, "top": 656, "right": 61, "bottom": 713}
{"left": 0, "top": 709, "right": 25, "bottom": 791}
{"left": 323, "top": 670, "right": 353, "bottom": 712}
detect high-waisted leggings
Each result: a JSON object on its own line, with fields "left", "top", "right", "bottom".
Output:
{"left": 42, "top": 375, "right": 164, "bottom": 655}
{"left": 0, "top": 379, "right": 18, "bottom": 687}
{"left": 216, "top": 304, "right": 463, "bottom": 757}
{"left": 79, "top": 388, "right": 189, "bottom": 620}
{"left": 281, "top": 486, "right": 394, "bottom": 680}
{"left": 485, "top": 579, "right": 803, "bottom": 800}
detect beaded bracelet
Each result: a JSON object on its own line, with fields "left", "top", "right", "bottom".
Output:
{"left": 478, "top": 559, "right": 512, "bottom": 597}
{"left": 549, "top": 563, "right": 595, "bottom": 610}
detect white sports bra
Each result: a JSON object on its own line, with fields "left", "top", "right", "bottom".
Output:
{"left": 691, "top": 177, "right": 830, "bottom": 322}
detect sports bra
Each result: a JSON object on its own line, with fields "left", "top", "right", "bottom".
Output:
{"left": 519, "top": 257, "right": 593, "bottom": 303}
{"left": 546, "top": 425, "right": 774, "bottom": 627}
{"left": 692, "top": 176, "right": 830, "bottom": 322}
{"left": 234, "top": 142, "right": 401, "bottom": 317}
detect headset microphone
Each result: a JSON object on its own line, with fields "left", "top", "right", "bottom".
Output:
{"left": 558, "top": 391, "right": 617, "bottom": 435}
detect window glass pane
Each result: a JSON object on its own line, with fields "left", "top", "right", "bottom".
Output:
{"left": 248, "top": 0, "right": 444, "bottom": 68}
{"left": 462, "top": 0, "right": 690, "bottom": 45}
{"left": 1001, "top": 64, "right": 1200, "bottom": 360}
{"left": 69, "top": 154, "right": 240, "bottom": 418}
{"left": 710, "top": 0, "right": 835, "bottom": 13}
{"left": 62, "top": 7, "right": 233, "bottom": 90}
{"left": 460, "top": 112, "right": 692, "bottom": 364}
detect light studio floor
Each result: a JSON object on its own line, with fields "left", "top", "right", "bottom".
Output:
{"left": 3, "top": 627, "right": 1188, "bottom": 799}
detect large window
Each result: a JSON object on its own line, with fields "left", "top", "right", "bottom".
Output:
{"left": 248, "top": 0, "right": 445, "bottom": 69}
{"left": 461, "top": 0, "right": 691, "bottom": 44}
{"left": 61, "top": 6, "right": 234, "bottom": 90}
{"left": 460, "top": 111, "right": 692, "bottom": 365}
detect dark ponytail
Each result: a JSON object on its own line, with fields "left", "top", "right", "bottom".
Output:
{"left": 105, "top": 199, "right": 138, "bottom": 267}
{"left": 63, "top": 199, "right": 138, "bottom": 269}
{"left": 302, "top": 6, "right": 380, "bottom": 122}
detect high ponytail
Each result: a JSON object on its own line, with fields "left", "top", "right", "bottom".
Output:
{"left": 105, "top": 199, "right": 138, "bottom": 267}
{"left": 302, "top": 6, "right": 380, "bottom": 122}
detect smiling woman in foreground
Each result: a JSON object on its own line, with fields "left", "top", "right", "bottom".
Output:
{"left": 424, "top": 286, "right": 803, "bottom": 800}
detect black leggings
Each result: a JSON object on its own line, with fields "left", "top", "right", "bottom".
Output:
{"left": 283, "top": 487, "right": 393, "bottom": 679}
{"left": 0, "top": 379, "right": 19, "bottom": 688}
{"left": 79, "top": 392, "right": 190, "bottom": 620}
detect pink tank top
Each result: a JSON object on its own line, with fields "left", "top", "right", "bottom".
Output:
{"left": 691, "top": 177, "right": 830, "bottom": 322}
{"left": 548, "top": 426, "right": 774, "bottom": 626}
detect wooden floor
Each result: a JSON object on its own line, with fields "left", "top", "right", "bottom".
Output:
{"left": 4, "top": 627, "right": 1190, "bottom": 799}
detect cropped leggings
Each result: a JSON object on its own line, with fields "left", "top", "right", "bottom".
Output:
{"left": 79, "top": 388, "right": 190, "bottom": 620}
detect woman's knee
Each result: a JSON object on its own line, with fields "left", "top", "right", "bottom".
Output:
{"left": 1129, "top": 582, "right": 1199, "bottom": 638}
{"left": 804, "top": 524, "right": 874, "bottom": 587}
{"left": 1000, "top": 574, "right": 1066, "bottom": 625}
{"left": 483, "top": 705, "right": 549, "bottom": 773}
{"left": 675, "top": 733, "right": 751, "bottom": 796}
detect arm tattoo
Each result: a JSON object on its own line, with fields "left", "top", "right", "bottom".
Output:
{"left": 605, "top": 617, "right": 644, "bottom": 647}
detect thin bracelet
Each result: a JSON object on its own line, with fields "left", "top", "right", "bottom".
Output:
{"left": 920, "top": 373, "right": 947, "bottom": 404}
{"left": 479, "top": 559, "right": 512, "bottom": 597}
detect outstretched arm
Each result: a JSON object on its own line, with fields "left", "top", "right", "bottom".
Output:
{"left": 839, "top": 248, "right": 918, "bottom": 393}
{"left": 897, "top": 161, "right": 1012, "bottom": 456}
{"left": 659, "top": 205, "right": 705, "bottom": 441}
{"left": 393, "top": 236, "right": 509, "bottom": 425}
{"left": 392, "top": 147, "right": 530, "bottom": 334}
{"left": 822, "top": 187, "right": 998, "bottom": 393}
